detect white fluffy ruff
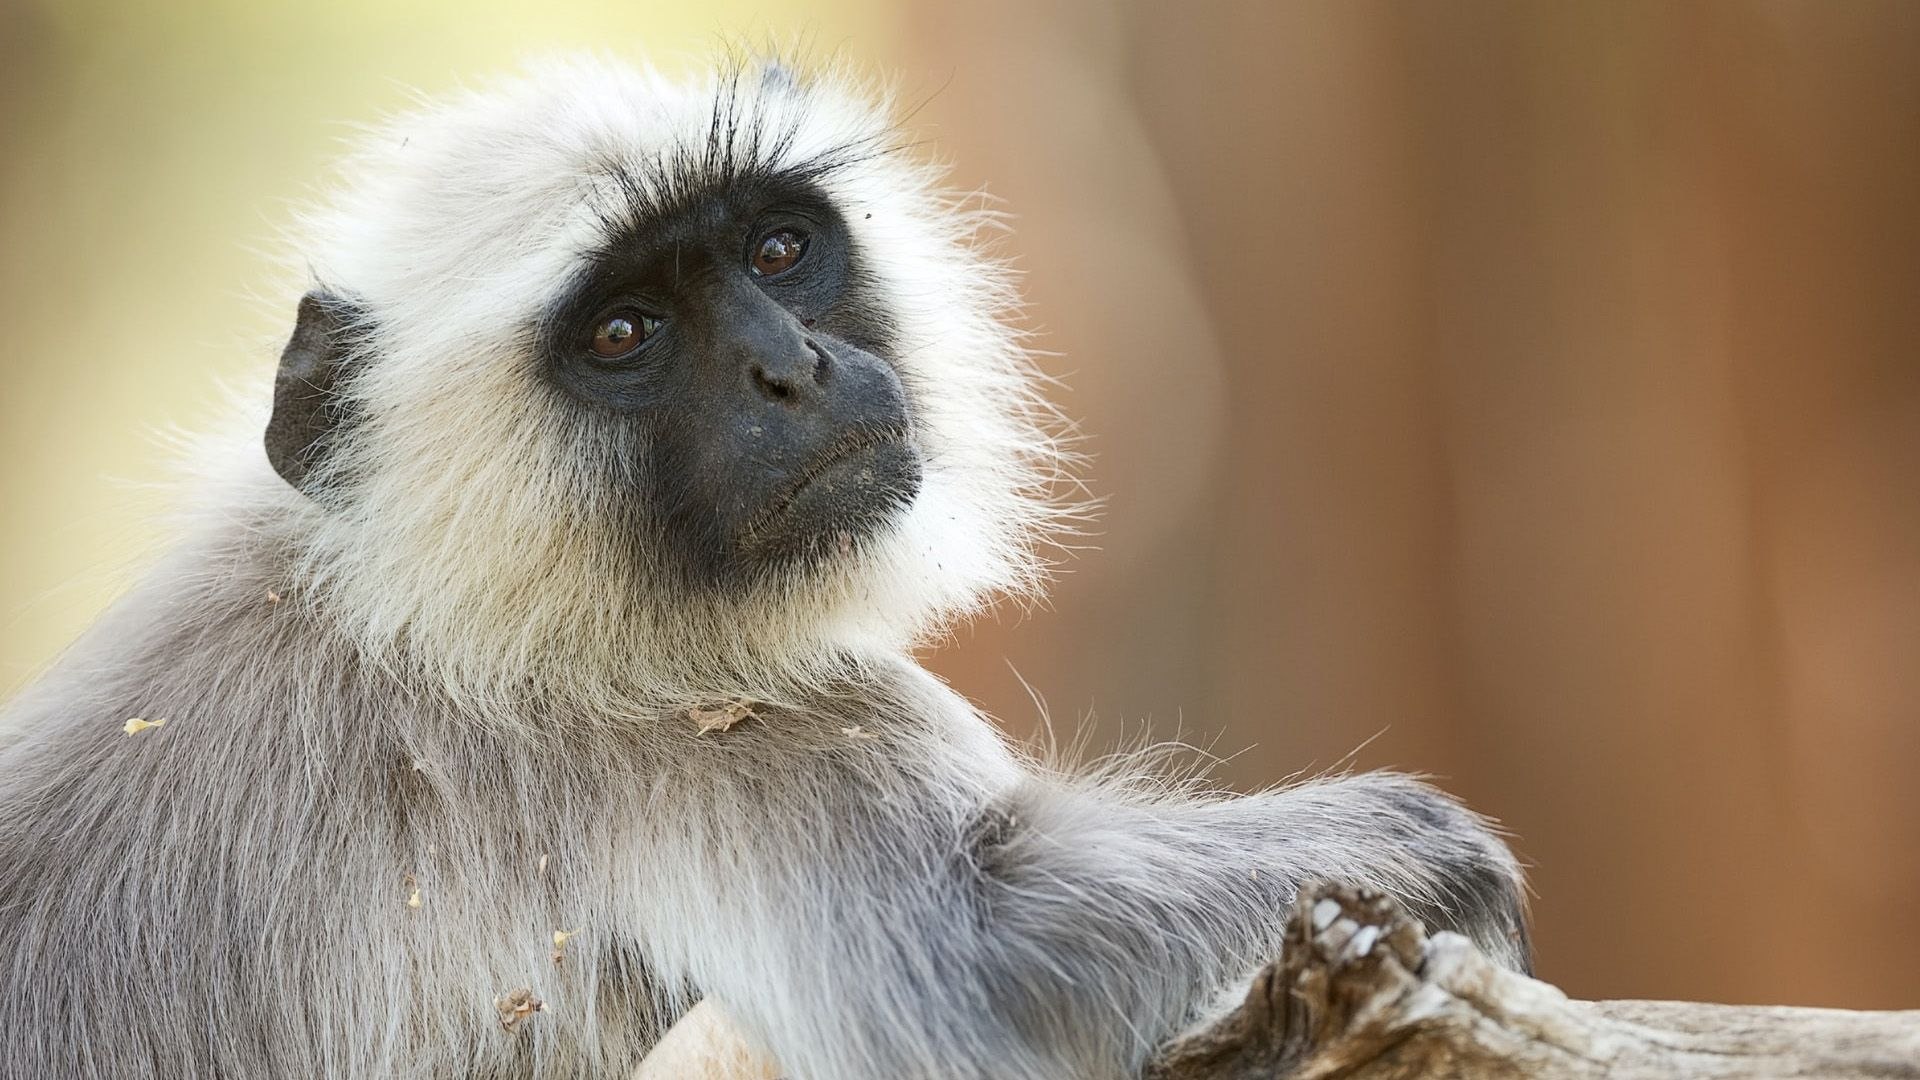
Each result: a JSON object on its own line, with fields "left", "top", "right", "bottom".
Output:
{"left": 243, "top": 55, "right": 1073, "bottom": 712}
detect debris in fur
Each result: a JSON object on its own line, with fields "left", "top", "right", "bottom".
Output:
{"left": 840, "top": 725, "right": 877, "bottom": 740}
{"left": 836, "top": 531, "right": 854, "bottom": 554}
{"left": 265, "top": 589, "right": 282, "bottom": 604}
{"left": 690, "top": 700, "right": 759, "bottom": 736}
{"left": 405, "top": 873, "right": 422, "bottom": 909}
{"left": 537, "top": 853, "right": 549, "bottom": 874}
{"left": 496, "top": 988, "right": 546, "bottom": 1033}
{"left": 550, "top": 928, "right": 580, "bottom": 965}
{"left": 122, "top": 717, "right": 167, "bottom": 736}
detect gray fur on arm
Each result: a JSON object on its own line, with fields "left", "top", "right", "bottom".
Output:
{"left": 644, "top": 689, "right": 1527, "bottom": 1080}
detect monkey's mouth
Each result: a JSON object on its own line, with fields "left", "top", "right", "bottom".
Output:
{"left": 739, "top": 426, "right": 921, "bottom": 554}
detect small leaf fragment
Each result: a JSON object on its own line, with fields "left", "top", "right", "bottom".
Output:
{"left": 123, "top": 717, "right": 167, "bottom": 736}
{"left": 495, "top": 988, "right": 546, "bottom": 1033}
{"left": 690, "top": 700, "right": 759, "bottom": 736}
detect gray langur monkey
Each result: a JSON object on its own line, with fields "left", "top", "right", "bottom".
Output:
{"left": 0, "top": 55, "right": 1529, "bottom": 1080}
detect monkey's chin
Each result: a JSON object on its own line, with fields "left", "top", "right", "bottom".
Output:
{"left": 736, "top": 438, "right": 923, "bottom": 571}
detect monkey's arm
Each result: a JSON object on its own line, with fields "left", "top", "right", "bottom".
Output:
{"left": 679, "top": 761, "right": 1526, "bottom": 1080}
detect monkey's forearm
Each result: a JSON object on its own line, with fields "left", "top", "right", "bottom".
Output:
{"left": 691, "top": 769, "right": 1526, "bottom": 1080}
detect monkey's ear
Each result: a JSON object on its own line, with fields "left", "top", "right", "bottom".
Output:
{"left": 266, "top": 290, "right": 363, "bottom": 492}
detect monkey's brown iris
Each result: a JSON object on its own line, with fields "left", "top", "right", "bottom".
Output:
{"left": 590, "top": 311, "right": 658, "bottom": 359}
{"left": 751, "top": 229, "right": 807, "bottom": 277}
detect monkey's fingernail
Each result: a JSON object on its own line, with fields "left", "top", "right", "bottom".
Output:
{"left": 1350, "top": 924, "right": 1380, "bottom": 957}
{"left": 1311, "top": 897, "right": 1341, "bottom": 931}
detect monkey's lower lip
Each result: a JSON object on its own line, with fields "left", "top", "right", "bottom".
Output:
{"left": 741, "top": 430, "right": 920, "bottom": 547}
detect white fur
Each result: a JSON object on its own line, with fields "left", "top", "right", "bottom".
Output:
{"left": 228, "top": 54, "right": 1076, "bottom": 713}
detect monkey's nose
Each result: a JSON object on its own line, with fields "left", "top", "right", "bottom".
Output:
{"left": 749, "top": 338, "right": 832, "bottom": 404}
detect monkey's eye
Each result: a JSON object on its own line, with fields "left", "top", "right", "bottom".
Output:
{"left": 749, "top": 228, "right": 808, "bottom": 278}
{"left": 588, "top": 309, "right": 661, "bottom": 360}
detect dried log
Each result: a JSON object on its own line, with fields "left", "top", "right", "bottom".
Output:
{"left": 1148, "top": 885, "right": 1920, "bottom": 1080}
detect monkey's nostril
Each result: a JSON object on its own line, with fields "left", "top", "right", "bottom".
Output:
{"left": 806, "top": 339, "right": 831, "bottom": 385}
{"left": 751, "top": 342, "right": 829, "bottom": 403}
{"left": 752, "top": 365, "right": 793, "bottom": 401}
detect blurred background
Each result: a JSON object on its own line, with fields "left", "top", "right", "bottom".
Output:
{"left": 3, "top": 0, "right": 1917, "bottom": 1008}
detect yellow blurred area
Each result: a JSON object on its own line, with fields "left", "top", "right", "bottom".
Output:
{"left": 4, "top": 0, "right": 1919, "bottom": 1012}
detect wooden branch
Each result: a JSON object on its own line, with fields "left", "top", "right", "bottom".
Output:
{"left": 1147, "top": 885, "right": 1920, "bottom": 1080}
{"left": 634, "top": 885, "right": 1920, "bottom": 1079}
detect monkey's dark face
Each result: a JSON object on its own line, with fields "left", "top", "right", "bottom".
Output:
{"left": 541, "top": 178, "right": 922, "bottom": 585}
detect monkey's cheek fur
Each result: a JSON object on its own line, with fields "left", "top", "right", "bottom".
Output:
{"left": 737, "top": 437, "right": 923, "bottom": 566}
